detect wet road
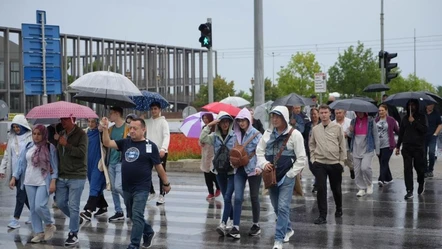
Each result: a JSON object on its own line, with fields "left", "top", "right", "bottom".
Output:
{"left": 0, "top": 156, "right": 442, "bottom": 249}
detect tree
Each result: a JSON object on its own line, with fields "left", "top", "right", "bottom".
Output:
{"left": 388, "top": 74, "right": 436, "bottom": 94}
{"left": 327, "top": 42, "right": 380, "bottom": 97}
{"left": 276, "top": 52, "right": 321, "bottom": 97}
{"left": 192, "top": 75, "right": 235, "bottom": 108}
{"left": 248, "top": 77, "right": 280, "bottom": 106}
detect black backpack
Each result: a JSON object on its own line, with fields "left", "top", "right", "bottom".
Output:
{"left": 213, "top": 136, "right": 232, "bottom": 173}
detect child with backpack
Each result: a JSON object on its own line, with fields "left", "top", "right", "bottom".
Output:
{"left": 199, "top": 111, "right": 236, "bottom": 236}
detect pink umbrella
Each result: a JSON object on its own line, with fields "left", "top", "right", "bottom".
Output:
{"left": 26, "top": 101, "right": 98, "bottom": 119}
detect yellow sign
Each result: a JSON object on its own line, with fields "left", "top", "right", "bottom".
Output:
{"left": 8, "top": 113, "right": 24, "bottom": 121}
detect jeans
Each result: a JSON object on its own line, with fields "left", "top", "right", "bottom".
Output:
{"left": 425, "top": 135, "right": 437, "bottom": 173}
{"left": 312, "top": 162, "right": 343, "bottom": 218}
{"left": 216, "top": 173, "right": 234, "bottom": 223}
{"left": 108, "top": 163, "right": 124, "bottom": 213}
{"left": 25, "top": 185, "right": 53, "bottom": 234}
{"left": 123, "top": 190, "right": 154, "bottom": 247}
{"left": 204, "top": 171, "right": 219, "bottom": 195}
{"left": 150, "top": 153, "right": 167, "bottom": 195}
{"left": 233, "top": 167, "right": 261, "bottom": 226}
{"left": 269, "top": 175, "right": 295, "bottom": 243}
{"left": 14, "top": 178, "right": 30, "bottom": 219}
{"left": 378, "top": 147, "right": 393, "bottom": 182}
{"left": 55, "top": 178, "right": 86, "bottom": 233}
{"left": 402, "top": 146, "right": 425, "bottom": 192}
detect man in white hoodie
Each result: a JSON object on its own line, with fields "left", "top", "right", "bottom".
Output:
{"left": 256, "top": 106, "right": 306, "bottom": 249}
{"left": 145, "top": 102, "right": 170, "bottom": 205}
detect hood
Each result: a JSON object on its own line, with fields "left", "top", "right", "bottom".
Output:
{"left": 215, "top": 111, "right": 234, "bottom": 136}
{"left": 233, "top": 108, "right": 253, "bottom": 143}
{"left": 268, "top": 106, "right": 291, "bottom": 133}
{"left": 406, "top": 99, "right": 420, "bottom": 116}
{"left": 10, "top": 114, "right": 31, "bottom": 134}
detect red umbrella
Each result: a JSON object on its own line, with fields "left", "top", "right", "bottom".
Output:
{"left": 201, "top": 102, "right": 241, "bottom": 117}
{"left": 26, "top": 101, "right": 98, "bottom": 119}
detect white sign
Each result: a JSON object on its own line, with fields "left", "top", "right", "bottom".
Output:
{"left": 314, "top": 72, "right": 327, "bottom": 93}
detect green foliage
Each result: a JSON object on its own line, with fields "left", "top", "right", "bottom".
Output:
{"left": 192, "top": 75, "right": 235, "bottom": 108}
{"left": 437, "top": 86, "right": 442, "bottom": 97}
{"left": 235, "top": 90, "right": 252, "bottom": 103}
{"left": 249, "top": 77, "right": 280, "bottom": 106}
{"left": 388, "top": 74, "right": 436, "bottom": 94}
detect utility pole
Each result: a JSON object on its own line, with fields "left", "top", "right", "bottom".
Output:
{"left": 254, "top": 0, "right": 264, "bottom": 107}
{"left": 414, "top": 28, "right": 416, "bottom": 77}
{"left": 272, "top": 52, "right": 275, "bottom": 86}
{"left": 207, "top": 18, "right": 214, "bottom": 103}
{"left": 380, "top": 0, "right": 385, "bottom": 85}
{"left": 40, "top": 11, "right": 48, "bottom": 105}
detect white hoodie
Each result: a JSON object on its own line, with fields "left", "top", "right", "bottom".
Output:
{"left": 146, "top": 116, "right": 170, "bottom": 152}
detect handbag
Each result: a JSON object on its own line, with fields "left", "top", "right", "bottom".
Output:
{"left": 262, "top": 128, "right": 294, "bottom": 189}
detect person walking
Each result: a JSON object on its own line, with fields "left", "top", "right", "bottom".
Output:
{"left": 333, "top": 109, "right": 355, "bottom": 179}
{"left": 309, "top": 104, "right": 346, "bottom": 225}
{"left": 305, "top": 108, "right": 320, "bottom": 192}
{"left": 0, "top": 114, "right": 32, "bottom": 229}
{"left": 256, "top": 106, "right": 306, "bottom": 249}
{"left": 375, "top": 104, "right": 399, "bottom": 186}
{"left": 9, "top": 124, "right": 58, "bottom": 243}
{"left": 424, "top": 103, "right": 442, "bottom": 178}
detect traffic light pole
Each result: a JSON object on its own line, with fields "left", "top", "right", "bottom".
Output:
{"left": 380, "top": 0, "right": 385, "bottom": 86}
{"left": 254, "top": 0, "right": 264, "bottom": 107}
{"left": 207, "top": 18, "right": 214, "bottom": 103}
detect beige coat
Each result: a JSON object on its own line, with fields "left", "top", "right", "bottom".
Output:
{"left": 309, "top": 121, "right": 347, "bottom": 165}
{"left": 199, "top": 142, "right": 214, "bottom": 173}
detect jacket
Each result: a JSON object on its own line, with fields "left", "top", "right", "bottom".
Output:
{"left": 349, "top": 115, "right": 380, "bottom": 155}
{"left": 199, "top": 125, "right": 214, "bottom": 173}
{"left": 310, "top": 120, "right": 347, "bottom": 165}
{"left": 233, "top": 108, "right": 262, "bottom": 175}
{"left": 146, "top": 116, "right": 170, "bottom": 153}
{"left": 375, "top": 116, "right": 399, "bottom": 150}
{"left": 396, "top": 100, "right": 428, "bottom": 148}
{"left": 13, "top": 142, "right": 59, "bottom": 195}
{"left": 57, "top": 125, "right": 88, "bottom": 179}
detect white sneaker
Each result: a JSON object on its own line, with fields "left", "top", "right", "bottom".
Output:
{"left": 273, "top": 241, "right": 283, "bottom": 249}
{"left": 156, "top": 195, "right": 165, "bottom": 205}
{"left": 226, "top": 219, "right": 233, "bottom": 230}
{"left": 31, "top": 233, "right": 45, "bottom": 243}
{"left": 147, "top": 193, "right": 156, "bottom": 202}
{"left": 216, "top": 222, "right": 227, "bottom": 236}
{"left": 44, "top": 224, "right": 57, "bottom": 241}
{"left": 284, "top": 229, "right": 294, "bottom": 242}
{"left": 7, "top": 219, "right": 20, "bottom": 229}
{"left": 366, "top": 184, "right": 373, "bottom": 194}
{"left": 356, "top": 190, "right": 366, "bottom": 197}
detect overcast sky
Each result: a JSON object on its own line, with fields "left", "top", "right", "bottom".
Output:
{"left": 1, "top": 0, "right": 441, "bottom": 93}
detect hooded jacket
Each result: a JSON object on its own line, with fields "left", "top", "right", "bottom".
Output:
{"left": 199, "top": 111, "right": 236, "bottom": 174}
{"left": 233, "top": 108, "right": 262, "bottom": 175}
{"left": 396, "top": 99, "right": 428, "bottom": 148}
{"left": 256, "top": 106, "right": 306, "bottom": 182}
{"left": 0, "top": 114, "right": 32, "bottom": 179}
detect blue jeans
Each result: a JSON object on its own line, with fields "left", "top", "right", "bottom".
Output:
{"left": 25, "top": 185, "right": 53, "bottom": 234}
{"left": 425, "top": 135, "right": 437, "bottom": 173}
{"left": 108, "top": 163, "right": 124, "bottom": 213}
{"left": 378, "top": 147, "right": 393, "bottom": 182}
{"left": 233, "top": 167, "right": 261, "bottom": 226}
{"left": 269, "top": 176, "right": 295, "bottom": 243}
{"left": 123, "top": 190, "right": 154, "bottom": 247}
{"left": 216, "top": 173, "right": 234, "bottom": 223}
{"left": 55, "top": 178, "right": 86, "bottom": 233}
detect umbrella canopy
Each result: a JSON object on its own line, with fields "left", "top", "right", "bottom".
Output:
{"left": 220, "top": 96, "right": 250, "bottom": 107}
{"left": 69, "top": 71, "right": 142, "bottom": 96}
{"left": 352, "top": 96, "right": 377, "bottom": 104}
{"left": 363, "top": 83, "right": 390, "bottom": 93}
{"left": 26, "top": 101, "right": 98, "bottom": 119}
{"left": 201, "top": 102, "right": 241, "bottom": 116}
{"left": 73, "top": 91, "right": 136, "bottom": 108}
{"left": 130, "top": 90, "right": 170, "bottom": 111}
{"left": 254, "top": 101, "right": 274, "bottom": 123}
{"left": 272, "top": 93, "right": 315, "bottom": 107}
{"left": 179, "top": 112, "right": 216, "bottom": 138}
{"left": 383, "top": 92, "right": 437, "bottom": 107}
{"left": 330, "top": 99, "right": 379, "bottom": 113}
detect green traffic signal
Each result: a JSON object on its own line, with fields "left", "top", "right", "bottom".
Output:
{"left": 198, "top": 22, "right": 212, "bottom": 49}
{"left": 203, "top": 37, "right": 210, "bottom": 45}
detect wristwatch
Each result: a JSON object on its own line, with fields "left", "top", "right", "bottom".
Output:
{"left": 163, "top": 182, "right": 170, "bottom": 187}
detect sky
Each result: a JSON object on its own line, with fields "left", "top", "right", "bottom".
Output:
{"left": 1, "top": 0, "right": 441, "bottom": 94}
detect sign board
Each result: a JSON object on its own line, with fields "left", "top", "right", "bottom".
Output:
{"left": 8, "top": 113, "right": 24, "bottom": 121}
{"left": 314, "top": 72, "right": 327, "bottom": 93}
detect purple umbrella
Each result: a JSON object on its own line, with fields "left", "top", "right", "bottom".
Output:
{"left": 179, "top": 112, "right": 216, "bottom": 138}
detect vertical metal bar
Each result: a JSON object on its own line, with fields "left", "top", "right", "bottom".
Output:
{"left": 41, "top": 12, "right": 47, "bottom": 104}
{"left": 254, "top": 0, "right": 264, "bottom": 106}
{"left": 207, "top": 18, "right": 213, "bottom": 103}
{"left": 4, "top": 29, "right": 10, "bottom": 106}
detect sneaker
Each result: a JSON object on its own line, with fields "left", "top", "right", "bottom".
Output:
{"left": 284, "top": 229, "right": 294, "bottom": 242}
{"left": 378, "top": 181, "right": 384, "bottom": 187}
{"left": 356, "top": 190, "right": 366, "bottom": 197}
{"left": 7, "top": 219, "right": 20, "bottom": 229}
{"left": 335, "top": 208, "right": 343, "bottom": 218}
{"left": 44, "top": 224, "right": 57, "bottom": 241}
{"left": 215, "top": 189, "right": 221, "bottom": 197}
{"left": 314, "top": 216, "right": 327, "bottom": 224}
{"left": 428, "top": 172, "right": 434, "bottom": 178}
{"left": 142, "top": 231, "right": 156, "bottom": 248}
{"left": 64, "top": 232, "right": 79, "bottom": 246}
{"left": 228, "top": 227, "right": 240, "bottom": 239}
{"left": 216, "top": 222, "right": 227, "bottom": 236}
{"left": 350, "top": 170, "right": 355, "bottom": 179}
{"left": 25, "top": 218, "right": 32, "bottom": 224}
{"left": 366, "top": 184, "right": 373, "bottom": 194}
{"left": 80, "top": 210, "right": 92, "bottom": 221}
{"left": 424, "top": 172, "right": 429, "bottom": 178}
{"left": 226, "top": 219, "right": 233, "bottom": 230}
{"left": 147, "top": 193, "right": 156, "bottom": 201}
{"left": 94, "top": 207, "right": 108, "bottom": 217}
{"left": 404, "top": 192, "right": 414, "bottom": 199}
{"left": 273, "top": 241, "right": 283, "bottom": 249}
{"left": 248, "top": 224, "right": 261, "bottom": 236}
{"left": 312, "top": 185, "right": 318, "bottom": 193}
{"left": 384, "top": 180, "right": 393, "bottom": 185}
{"left": 206, "top": 193, "right": 215, "bottom": 200}
{"left": 31, "top": 233, "right": 45, "bottom": 243}
{"left": 418, "top": 182, "right": 425, "bottom": 195}
{"left": 108, "top": 212, "right": 125, "bottom": 222}
{"left": 156, "top": 195, "right": 165, "bottom": 205}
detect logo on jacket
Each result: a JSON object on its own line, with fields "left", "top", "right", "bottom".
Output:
{"left": 125, "top": 147, "right": 140, "bottom": 162}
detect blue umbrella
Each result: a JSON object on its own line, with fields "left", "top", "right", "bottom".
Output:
{"left": 130, "top": 90, "right": 170, "bottom": 111}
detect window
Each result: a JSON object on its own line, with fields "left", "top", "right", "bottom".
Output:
{"left": 10, "top": 92, "right": 21, "bottom": 113}
{"left": 10, "top": 61, "right": 20, "bottom": 90}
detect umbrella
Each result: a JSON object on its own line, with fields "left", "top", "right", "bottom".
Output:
{"left": 201, "top": 102, "right": 241, "bottom": 116}
{"left": 253, "top": 101, "right": 274, "bottom": 124}
{"left": 29, "top": 118, "right": 61, "bottom": 125}
{"left": 352, "top": 96, "right": 377, "bottom": 104}
{"left": 73, "top": 91, "right": 136, "bottom": 108}
{"left": 130, "top": 90, "right": 170, "bottom": 111}
{"left": 220, "top": 96, "right": 250, "bottom": 107}
{"left": 363, "top": 84, "right": 390, "bottom": 93}
{"left": 383, "top": 92, "right": 437, "bottom": 107}
{"left": 179, "top": 112, "right": 216, "bottom": 138}
{"left": 26, "top": 101, "right": 98, "bottom": 119}
{"left": 69, "top": 71, "right": 142, "bottom": 96}
{"left": 272, "top": 93, "right": 315, "bottom": 107}
{"left": 418, "top": 91, "right": 442, "bottom": 110}
{"left": 330, "top": 99, "right": 379, "bottom": 113}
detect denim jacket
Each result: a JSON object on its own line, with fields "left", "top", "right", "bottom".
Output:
{"left": 349, "top": 116, "right": 380, "bottom": 155}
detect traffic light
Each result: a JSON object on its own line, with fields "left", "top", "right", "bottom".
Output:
{"left": 198, "top": 23, "right": 212, "bottom": 49}
{"left": 378, "top": 51, "right": 398, "bottom": 84}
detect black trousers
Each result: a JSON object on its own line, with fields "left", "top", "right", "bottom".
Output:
{"left": 204, "top": 171, "right": 220, "bottom": 195}
{"left": 84, "top": 194, "right": 108, "bottom": 212}
{"left": 150, "top": 153, "right": 168, "bottom": 195}
{"left": 402, "top": 146, "right": 425, "bottom": 192}
{"left": 312, "top": 162, "right": 343, "bottom": 218}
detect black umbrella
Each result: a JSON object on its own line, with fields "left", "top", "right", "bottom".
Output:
{"left": 74, "top": 91, "right": 136, "bottom": 108}
{"left": 382, "top": 92, "right": 437, "bottom": 107}
{"left": 363, "top": 84, "right": 390, "bottom": 93}
{"left": 272, "top": 93, "right": 315, "bottom": 107}
{"left": 352, "top": 96, "right": 376, "bottom": 104}
{"left": 330, "top": 99, "right": 379, "bottom": 113}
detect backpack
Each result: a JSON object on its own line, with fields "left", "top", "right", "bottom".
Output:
{"left": 229, "top": 132, "right": 260, "bottom": 168}
{"left": 213, "top": 136, "right": 232, "bottom": 173}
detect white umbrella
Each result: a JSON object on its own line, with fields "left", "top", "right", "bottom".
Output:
{"left": 220, "top": 96, "right": 250, "bottom": 107}
{"left": 69, "top": 71, "right": 142, "bottom": 96}
{"left": 254, "top": 100, "right": 274, "bottom": 125}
